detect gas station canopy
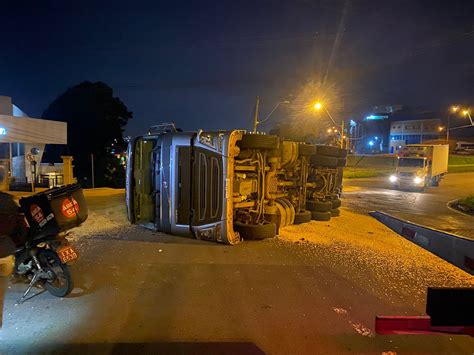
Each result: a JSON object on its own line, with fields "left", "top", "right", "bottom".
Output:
{"left": 0, "top": 114, "right": 67, "bottom": 144}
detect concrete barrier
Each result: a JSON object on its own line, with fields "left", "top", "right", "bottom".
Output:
{"left": 369, "top": 211, "right": 474, "bottom": 275}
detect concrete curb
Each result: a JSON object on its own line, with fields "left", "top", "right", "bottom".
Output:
{"left": 369, "top": 211, "right": 474, "bottom": 275}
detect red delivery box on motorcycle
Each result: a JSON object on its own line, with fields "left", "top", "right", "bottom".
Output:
{"left": 19, "top": 184, "right": 88, "bottom": 241}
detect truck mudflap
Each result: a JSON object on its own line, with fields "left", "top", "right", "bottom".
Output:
{"left": 376, "top": 287, "right": 474, "bottom": 336}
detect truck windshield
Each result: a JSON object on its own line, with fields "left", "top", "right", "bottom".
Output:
{"left": 398, "top": 158, "right": 424, "bottom": 168}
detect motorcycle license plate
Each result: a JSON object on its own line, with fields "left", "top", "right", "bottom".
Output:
{"left": 57, "top": 246, "right": 79, "bottom": 264}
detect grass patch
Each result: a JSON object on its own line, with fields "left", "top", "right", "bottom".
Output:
{"left": 343, "top": 168, "right": 393, "bottom": 179}
{"left": 448, "top": 155, "right": 474, "bottom": 165}
{"left": 448, "top": 165, "right": 474, "bottom": 173}
{"left": 456, "top": 195, "right": 474, "bottom": 214}
{"left": 458, "top": 195, "right": 474, "bottom": 210}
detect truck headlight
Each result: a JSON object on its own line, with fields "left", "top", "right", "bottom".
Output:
{"left": 414, "top": 177, "right": 423, "bottom": 184}
{"left": 389, "top": 175, "right": 398, "bottom": 183}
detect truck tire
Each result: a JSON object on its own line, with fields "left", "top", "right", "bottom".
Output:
{"left": 338, "top": 148, "right": 348, "bottom": 158}
{"left": 337, "top": 158, "right": 347, "bottom": 167}
{"left": 431, "top": 176, "right": 440, "bottom": 186}
{"left": 330, "top": 208, "right": 340, "bottom": 217}
{"left": 310, "top": 155, "right": 338, "bottom": 167}
{"left": 293, "top": 210, "right": 312, "bottom": 224}
{"left": 311, "top": 211, "right": 331, "bottom": 221}
{"left": 239, "top": 134, "right": 279, "bottom": 150}
{"left": 331, "top": 198, "right": 342, "bottom": 209}
{"left": 306, "top": 200, "right": 332, "bottom": 212}
{"left": 315, "top": 145, "right": 339, "bottom": 157}
{"left": 298, "top": 143, "right": 317, "bottom": 156}
{"left": 234, "top": 222, "right": 277, "bottom": 240}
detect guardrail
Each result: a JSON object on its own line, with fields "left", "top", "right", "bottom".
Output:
{"left": 369, "top": 211, "right": 474, "bottom": 275}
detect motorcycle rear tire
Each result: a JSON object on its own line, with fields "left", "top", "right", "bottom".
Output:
{"left": 39, "top": 249, "right": 73, "bottom": 298}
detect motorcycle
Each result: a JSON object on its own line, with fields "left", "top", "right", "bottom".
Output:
{"left": 14, "top": 230, "right": 78, "bottom": 302}
{"left": 13, "top": 183, "right": 87, "bottom": 303}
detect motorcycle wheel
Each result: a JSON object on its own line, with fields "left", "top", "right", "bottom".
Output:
{"left": 38, "top": 249, "right": 73, "bottom": 297}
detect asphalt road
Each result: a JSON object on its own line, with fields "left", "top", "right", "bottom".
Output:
{"left": 343, "top": 172, "right": 474, "bottom": 240}
{"left": 0, "top": 191, "right": 473, "bottom": 354}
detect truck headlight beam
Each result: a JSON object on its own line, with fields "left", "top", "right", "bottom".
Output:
{"left": 389, "top": 175, "right": 398, "bottom": 183}
{"left": 414, "top": 177, "right": 423, "bottom": 184}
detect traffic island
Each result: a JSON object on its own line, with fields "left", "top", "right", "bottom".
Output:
{"left": 449, "top": 195, "right": 474, "bottom": 216}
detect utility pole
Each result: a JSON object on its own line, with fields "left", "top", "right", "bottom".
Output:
{"left": 91, "top": 153, "right": 95, "bottom": 188}
{"left": 447, "top": 113, "right": 450, "bottom": 143}
{"left": 252, "top": 96, "right": 260, "bottom": 133}
{"left": 340, "top": 119, "right": 345, "bottom": 149}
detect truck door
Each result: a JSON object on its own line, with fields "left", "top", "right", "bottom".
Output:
{"left": 191, "top": 147, "right": 223, "bottom": 228}
{"left": 131, "top": 137, "right": 159, "bottom": 229}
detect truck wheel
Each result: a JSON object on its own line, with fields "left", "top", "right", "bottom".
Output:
{"left": 331, "top": 198, "right": 342, "bottom": 209}
{"left": 233, "top": 222, "right": 277, "bottom": 240}
{"left": 239, "top": 134, "right": 279, "bottom": 150}
{"left": 306, "top": 200, "right": 332, "bottom": 212}
{"left": 431, "top": 176, "right": 439, "bottom": 186}
{"left": 311, "top": 211, "right": 331, "bottom": 221}
{"left": 337, "top": 158, "right": 347, "bottom": 167}
{"left": 298, "top": 143, "right": 317, "bottom": 156}
{"left": 310, "top": 155, "right": 338, "bottom": 167}
{"left": 293, "top": 210, "right": 312, "bottom": 224}
{"left": 315, "top": 145, "right": 339, "bottom": 157}
{"left": 331, "top": 208, "right": 340, "bottom": 217}
{"left": 338, "top": 148, "right": 348, "bottom": 158}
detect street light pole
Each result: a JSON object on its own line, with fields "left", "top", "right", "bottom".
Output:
{"left": 447, "top": 113, "right": 450, "bottom": 143}
{"left": 252, "top": 97, "right": 290, "bottom": 133}
{"left": 252, "top": 96, "right": 260, "bottom": 133}
{"left": 322, "top": 106, "right": 337, "bottom": 126}
{"left": 91, "top": 153, "right": 95, "bottom": 189}
{"left": 463, "top": 111, "right": 473, "bottom": 126}
{"left": 319, "top": 105, "right": 344, "bottom": 148}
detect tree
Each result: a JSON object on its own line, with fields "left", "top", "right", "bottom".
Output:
{"left": 42, "top": 81, "right": 132, "bottom": 187}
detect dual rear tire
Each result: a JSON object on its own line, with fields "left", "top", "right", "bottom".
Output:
{"left": 234, "top": 222, "right": 277, "bottom": 240}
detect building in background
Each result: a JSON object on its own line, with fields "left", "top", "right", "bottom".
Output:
{"left": 351, "top": 105, "right": 442, "bottom": 154}
{"left": 389, "top": 118, "right": 441, "bottom": 153}
{"left": 0, "top": 96, "right": 71, "bottom": 191}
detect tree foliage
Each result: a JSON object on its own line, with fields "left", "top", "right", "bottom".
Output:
{"left": 42, "top": 81, "right": 132, "bottom": 187}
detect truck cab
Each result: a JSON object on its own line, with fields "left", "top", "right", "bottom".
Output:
{"left": 126, "top": 123, "right": 242, "bottom": 244}
{"left": 393, "top": 156, "right": 427, "bottom": 187}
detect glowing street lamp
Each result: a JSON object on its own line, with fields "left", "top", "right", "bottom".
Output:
{"left": 451, "top": 106, "right": 459, "bottom": 113}
{"left": 462, "top": 110, "right": 473, "bottom": 125}
{"left": 313, "top": 101, "right": 344, "bottom": 147}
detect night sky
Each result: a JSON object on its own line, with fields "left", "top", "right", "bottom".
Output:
{"left": 1, "top": 0, "right": 473, "bottom": 136}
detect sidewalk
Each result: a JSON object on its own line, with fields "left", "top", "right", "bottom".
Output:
{"left": 8, "top": 188, "right": 125, "bottom": 200}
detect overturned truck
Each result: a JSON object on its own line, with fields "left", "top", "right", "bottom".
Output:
{"left": 126, "top": 123, "right": 346, "bottom": 244}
